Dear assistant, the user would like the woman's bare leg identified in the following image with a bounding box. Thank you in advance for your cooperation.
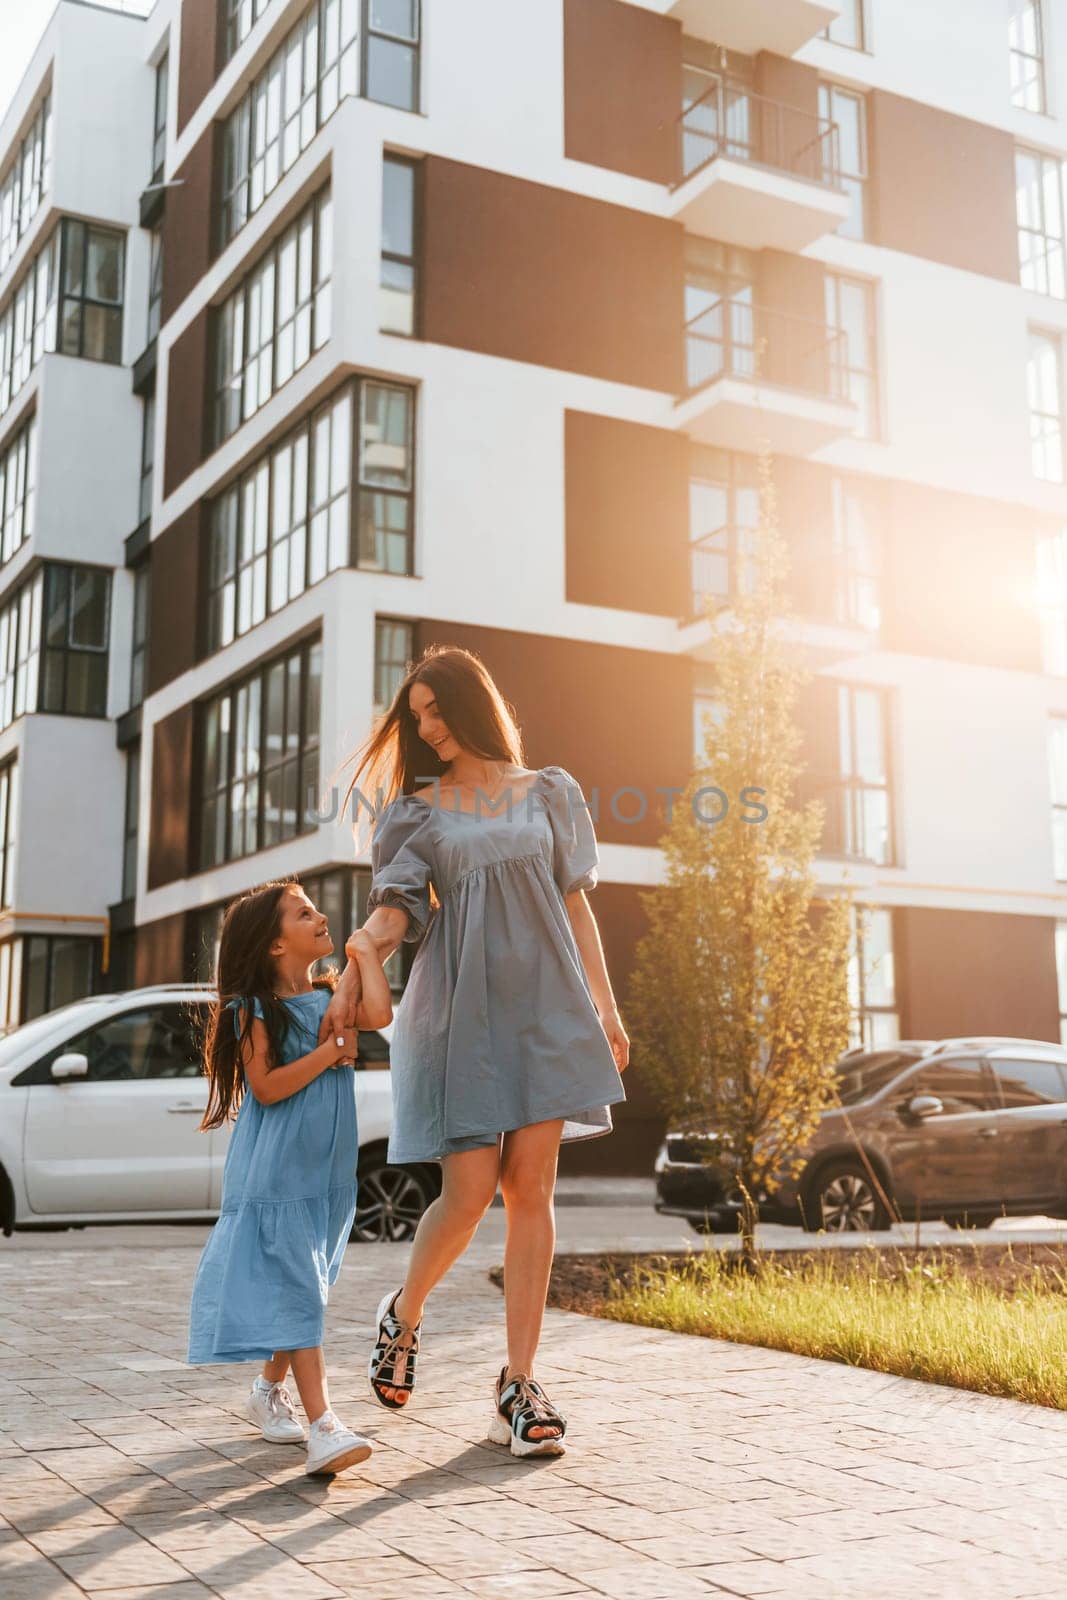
[378,1144,500,1404]
[261,1352,290,1384]
[498,1118,565,1440]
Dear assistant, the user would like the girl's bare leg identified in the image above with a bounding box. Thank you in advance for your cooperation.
[498,1118,565,1440]
[377,1144,500,1404]
[288,1346,330,1425]
[261,1352,290,1384]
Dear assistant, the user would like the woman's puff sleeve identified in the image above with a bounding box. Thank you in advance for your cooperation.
[541,766,599,896]
[365,797,434,942]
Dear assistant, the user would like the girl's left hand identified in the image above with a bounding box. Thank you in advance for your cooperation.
[599,1009,630,1073]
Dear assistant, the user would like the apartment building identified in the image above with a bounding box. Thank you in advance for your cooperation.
[2,0,1067,1168]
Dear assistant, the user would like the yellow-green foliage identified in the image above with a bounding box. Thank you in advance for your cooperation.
[628,451,855,1245]
[605,1251,1067,1410]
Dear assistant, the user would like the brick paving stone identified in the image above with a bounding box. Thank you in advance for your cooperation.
[1,1234,1066,1600]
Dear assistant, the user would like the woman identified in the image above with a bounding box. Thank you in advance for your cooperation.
[319,644,629,1457]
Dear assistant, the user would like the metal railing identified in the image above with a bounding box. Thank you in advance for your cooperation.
[678,74,842,188]
[688,523,758,616]
[684,294,850,400]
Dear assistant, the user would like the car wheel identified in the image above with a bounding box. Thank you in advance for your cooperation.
[807,1159,890,1233]
[352,1155,435,1243]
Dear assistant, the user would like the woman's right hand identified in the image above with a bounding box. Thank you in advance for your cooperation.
[327,1025,360,1068]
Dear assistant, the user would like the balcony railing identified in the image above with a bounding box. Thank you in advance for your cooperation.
[678,74,841,188]
[684,294,850,400]
[689,524,757,617]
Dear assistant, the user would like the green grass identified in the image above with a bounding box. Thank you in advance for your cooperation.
[600,1249,1067,1410]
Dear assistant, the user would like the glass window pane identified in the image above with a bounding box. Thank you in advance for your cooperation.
[366,37,417,111]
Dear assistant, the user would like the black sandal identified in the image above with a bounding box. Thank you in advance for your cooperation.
[368,1287,421,1411]
[487,1366,567,1458]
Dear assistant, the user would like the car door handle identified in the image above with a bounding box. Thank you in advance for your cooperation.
[167,1102,204,1114]
[978,1126,998,1138]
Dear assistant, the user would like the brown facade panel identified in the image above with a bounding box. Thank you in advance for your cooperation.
[147,704,195,891]
[881,482,1045,672]
[146,505,204,695]
[756,249,828,392]
[177,0,220,135]
[565,411,689,617]
[162,123,217,323]
[753,51,819,120]
[895,907,1059,1044]
[134,911,190,987]
[562,0,680,186]
[415,618,694,850]
[421,156,685,393]
[164,309,210,496]
[867,90,1017,281]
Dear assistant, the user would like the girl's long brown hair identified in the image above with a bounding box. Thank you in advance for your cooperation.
[199,877,338,1131]
[336,644,525,853]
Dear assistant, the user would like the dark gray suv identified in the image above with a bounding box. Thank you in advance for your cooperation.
[654,1037,1067,1233]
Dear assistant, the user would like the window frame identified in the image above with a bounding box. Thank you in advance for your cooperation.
[39,563,112,719]
[818,80,867,239]
[825,269,880,441]
[1010,0,1047,114]
[129,559,150,710]
[380,152,420,337]
[56,218,126,367]
[0,92,52,276]
[151,51,169,185]
[121,741,141,902]
[820,0,868,51]
[1016,145,1065,298]
[195,632,323,870]
[848,903,899,1049]
[0,756,18,912]
[0,411,37,568]
[1028,325,1065,482]
[373,615,414,713]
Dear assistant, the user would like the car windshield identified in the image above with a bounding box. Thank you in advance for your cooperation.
[834,1050,918,1106]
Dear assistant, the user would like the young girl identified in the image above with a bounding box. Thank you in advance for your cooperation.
[187,877,392,1477]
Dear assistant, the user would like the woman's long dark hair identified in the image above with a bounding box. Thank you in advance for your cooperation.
[199,878,338,1131]
[335,644,525,851]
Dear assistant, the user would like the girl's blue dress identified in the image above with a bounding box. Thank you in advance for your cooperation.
[187,986,358,1364]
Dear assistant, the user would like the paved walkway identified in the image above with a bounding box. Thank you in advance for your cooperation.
[1,1229,1066,1600]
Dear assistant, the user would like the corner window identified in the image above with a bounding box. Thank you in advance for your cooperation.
[58,220,125,365]
[1010,0,1046,113]
[219,0,420,247]
[40,565,111,717]
[818,83,867,240]
[374,616,413,712]
[1016,148,1065,297]
[380,155,418,335]
[0,413,37,567]
[213,186,331,446]
[0,92,52,274]
[197,634,322,869]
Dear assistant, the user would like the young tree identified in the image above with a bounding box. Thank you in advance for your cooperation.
[629,450,854,1267]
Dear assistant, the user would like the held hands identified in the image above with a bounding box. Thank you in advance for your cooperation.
[328,1025,360,1069]
[319,979,360,1051]
[599,1007,630,1073]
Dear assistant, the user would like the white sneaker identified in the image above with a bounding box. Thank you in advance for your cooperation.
[305,1410,373,1476]
[245,1379,306,1444]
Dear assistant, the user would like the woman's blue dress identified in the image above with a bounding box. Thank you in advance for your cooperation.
[365,765,627,1163]
[187,986,358,1364]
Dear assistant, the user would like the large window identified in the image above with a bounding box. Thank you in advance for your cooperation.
[830,474,882,630]
[799,678,893,864]
[818,83,866,240]
[0,93,52,275]
[1048,718,1067,879]
[1028,328,1064,481]
[848,906,899,1049]
[380,155,417,335]
[151,52,169,185]
[821,0,866,50]
[0,413,37,567]
[220,0,420,247]
[0,229,59,421]
[22,935,101,1022]
[374,616,413,712]
[1016,148,1065,298]
[57,220,125,365]
[0,564,110,731]
[197,634,322,869]
[214,186,332,446]
[0,758,18,911]
[207,378,414,651]
[221,0,273,64]
[687,446,758,616]
[825,271,878,440]
[1010,0,1046,113]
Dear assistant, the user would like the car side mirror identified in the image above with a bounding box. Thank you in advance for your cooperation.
[51,1052,89,1082]
[907,1093,943,1120]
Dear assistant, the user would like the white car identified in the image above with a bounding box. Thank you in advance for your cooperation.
[0,984,439,1242]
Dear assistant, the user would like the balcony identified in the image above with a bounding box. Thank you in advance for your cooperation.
[670,76,851,251]
[636,0,842,54]
[674,295,859,454]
